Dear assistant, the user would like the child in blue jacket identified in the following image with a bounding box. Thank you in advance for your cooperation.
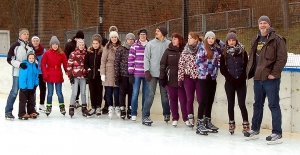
[18,53,39,120]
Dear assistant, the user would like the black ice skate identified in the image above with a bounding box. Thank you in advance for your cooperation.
[81,103,88,117]
[266,133,283,145]
[229,120,235,135]
[244,130,260,141]
[102,106,108,115]
[164,115,170,123]
[204,117,219,133]
[242,121,250,134]
[187,114,195,129]
[5,113,15,120]
[59,104,66,116]
[69,105,75,118]
[127,106,132,119]
[46,104,52,116]
[142,117,153,126]
[196,119,208,135]
[120,106,126,120]
[86,108,96,118]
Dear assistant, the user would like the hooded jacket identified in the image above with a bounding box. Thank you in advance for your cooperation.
[19,60,39,90]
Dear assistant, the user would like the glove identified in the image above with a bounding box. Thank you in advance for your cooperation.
[35,63,38,68]
[69,75,75,84]
[178,81,183,87]
[145,71,152,82]
[101,75,106,82]
[159,78,167,88]
[20,63,27,69]
[129,74,134,84]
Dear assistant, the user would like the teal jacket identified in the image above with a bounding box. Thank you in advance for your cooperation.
[19,60,39,90]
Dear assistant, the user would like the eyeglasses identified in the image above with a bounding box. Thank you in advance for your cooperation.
[128,39,135,41]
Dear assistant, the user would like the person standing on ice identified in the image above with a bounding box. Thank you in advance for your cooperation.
[244,15,287,144]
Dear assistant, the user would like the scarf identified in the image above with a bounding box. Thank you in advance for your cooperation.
[35,44,44,56]
[226,44,243,56]
[140,40,148,47]
[186,41,200,54]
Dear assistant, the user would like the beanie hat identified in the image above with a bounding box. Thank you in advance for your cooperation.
[92,34,103,42]
[76,39,85,47]
[31,36,40,42]
[19,29,29,37]
[126,33,135,40]
[157,26,168,36]
[258,15,271,25]
[204,31,216,40]
[226,28,238,42]
[49,36,60,46]
[109,31,119,39]
[74,30,84,39]
[109,26,118,32]
[138,29,147,35]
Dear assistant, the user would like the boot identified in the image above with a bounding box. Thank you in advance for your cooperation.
[81,103,88,117]
[59,104,66,116]
[69,104,75,117]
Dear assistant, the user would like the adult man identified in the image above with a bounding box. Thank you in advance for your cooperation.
[245,15,287,144]
[142,26,171,125]
[5,28,35,120]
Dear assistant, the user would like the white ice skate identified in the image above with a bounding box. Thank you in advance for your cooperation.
[115,106,121,118]
[172,121,178,127]
[108,106,114,119]
[266,134,283,145]
[244,130,260,141]
[131,116,137,121]
[39,104,46,112]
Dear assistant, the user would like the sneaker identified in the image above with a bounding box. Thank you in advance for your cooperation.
[115,106,121,118]
[131,116,137,121]
[108,106,114,119]
[39,104,46,111]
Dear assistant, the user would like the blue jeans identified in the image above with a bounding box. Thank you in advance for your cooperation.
[70,78,86,105]
[251,78,282,134]
[47,83,64,104]
[105,86,119,107]
[131,76,149,116]
[5,76,19,114]
[142,77,170,118]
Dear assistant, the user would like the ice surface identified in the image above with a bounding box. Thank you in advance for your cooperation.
[0,98,300,155]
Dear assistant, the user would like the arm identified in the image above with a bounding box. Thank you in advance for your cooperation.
[19,67,28,89]
[270,38,287,78]
[159,51,168,79]
[114,48,121,81]
[66,52,75,77]
[178,53,185,81]
[41,52,48,80]
[7,42,21,68]
[220,53,235,82]
[143,42,151,71]
[35,69,39,86]
[195,49,205,70]
[84,53,90,71]
[128,45,136,75]
[100,47,108,75]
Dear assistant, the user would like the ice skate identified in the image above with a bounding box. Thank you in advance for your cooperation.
[18,114,30,120]
[74,100,81,108]
[59,104,66,116]
[131,116,137,121]
[115,106,121,118]
[69,105,75,118]
[266,133,283,145]
[142,117,153,126]
[39,104,46,112]
[172,120,178,127]
[242,121,250,134]
[164,115,170,123]
[86,108,96,118]
[244,130,260,141]
[127,106,132,119]
[95,107,101,117]
[229,120,235,135]
[108,106,114,119]
[196,119,208,135]
[5,113,15,120]
[120,106,126,120]
[187,114,195,128]
[185,120,191,127]
[204,117,219,133]
[102,106,108,115]
[45,104,52,116]
[81,103,89,117]
[29,113,38,119]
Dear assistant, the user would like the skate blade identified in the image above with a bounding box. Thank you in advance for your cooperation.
[5,118,14,120]
[87,115,95,118]
[39,110,46,113]
[196,131,208,135]
[142,122,152,126]
[208,129,218,133]
[245,135,259,141]
[266,139,283,145]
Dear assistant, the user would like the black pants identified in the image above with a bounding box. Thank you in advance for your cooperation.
[88,77,103,108]
[225,80,248,121]
[197,79,217,119]
[19,90,35,117]
[38,74,46,105]
[119,76,133,108]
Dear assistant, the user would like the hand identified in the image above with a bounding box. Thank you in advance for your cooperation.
[159,78,167,88]
[88,68,91,71]
[178,81,183,87]
[69,75,75,84]
[101,75,106,82]
[268,74,275,79]
[129,74,134,84]
[145,71,152,82]
[20,63,27,69]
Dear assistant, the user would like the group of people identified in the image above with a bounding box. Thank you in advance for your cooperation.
[4,15,287,144]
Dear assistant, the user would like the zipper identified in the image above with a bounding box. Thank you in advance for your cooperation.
[93,51,96,79]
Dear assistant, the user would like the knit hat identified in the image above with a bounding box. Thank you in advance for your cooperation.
[157,26,168,36]
[204,31,216,40]
[126,33,135,40]
[109,31,119,38]
[258,15,271,25]
[226,28,238,42]
[74,30,84,39]
[109,26,118,32]
[31,36,40,42]
[49,36,60,46]
[76,39,85,47]
[92,34,103,42]
[138,29,147,35]
[19,29,29,37]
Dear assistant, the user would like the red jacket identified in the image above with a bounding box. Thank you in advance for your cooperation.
[41,48,68,83]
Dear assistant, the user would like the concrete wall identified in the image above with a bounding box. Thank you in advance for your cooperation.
[0,57,299,134]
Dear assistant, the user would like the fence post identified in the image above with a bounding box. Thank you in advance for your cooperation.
[166,20,170,39]
[202,14,206,33]
[226,11,228,30]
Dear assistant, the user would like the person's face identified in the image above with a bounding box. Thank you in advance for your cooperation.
[28,55,35,63]
[139,33,147,42]
[127,38,135,45]
[78,43,85,50]
[51,44,59,50]
[188,35,197,45]
[207,36,215,45]
[227,39,237,47]
[92,40,100,49]
[155,29,163,39]
[259,21,270,35]
[32,38,40,47]
[172,37,179,47]
[111,36,118,43]
[20,32,29,41]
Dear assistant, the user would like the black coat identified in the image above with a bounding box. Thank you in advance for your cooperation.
[84,48,102,79]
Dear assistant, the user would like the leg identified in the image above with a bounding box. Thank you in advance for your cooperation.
[18,90,27,117]
[225,80,236,121]
[70,79,79,105]
[184,78,196,115]
[251,80,266,132]
[141,77,149,111]
[119,76,127,107]
[131,76,141,116]
[79,78,86,104]
[55,83,64,104]
[204,80,217,118]
[159,79,170,116]
[76,83,80,101]
[113,87,120,107]
[167,85,179,121]
[178,85,188,122]
[46,83,54,104]
[236,81,248,122]
[142,77,158,118]
[96,79,103,108]
[197,79,210,119]
[127,78,133,108]
[5,76,19,114]
[89,78,97,108]
[38,74,46,105]
[27,90,36,114]
[105,86,113,106]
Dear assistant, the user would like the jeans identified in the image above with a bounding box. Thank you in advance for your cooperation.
[105,86,119,107]
[5,76,19,114]
[131,76,149,116]
[142,77,170,118]
[47,83,64,104]
[70,78,86,105]
[251,78,282,134]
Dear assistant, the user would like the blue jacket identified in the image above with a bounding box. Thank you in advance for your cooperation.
[19,60,39,90]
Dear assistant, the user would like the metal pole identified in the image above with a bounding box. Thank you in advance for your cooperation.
[182,0,189,41]
[99,0,104,36]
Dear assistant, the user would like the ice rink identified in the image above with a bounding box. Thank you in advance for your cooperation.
[1,98,300,155]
